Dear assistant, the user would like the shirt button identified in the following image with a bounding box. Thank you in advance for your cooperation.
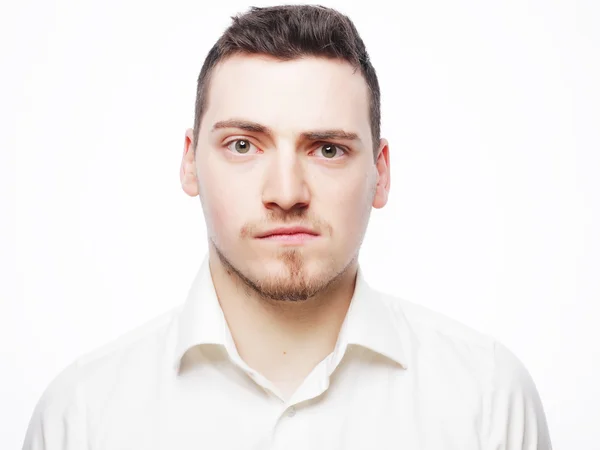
[287,406,296,417]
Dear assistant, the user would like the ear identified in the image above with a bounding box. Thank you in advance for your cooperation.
[181,128,199,197]
[372,138,390,209]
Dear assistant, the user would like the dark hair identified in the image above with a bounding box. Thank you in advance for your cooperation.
[192,4,381,159]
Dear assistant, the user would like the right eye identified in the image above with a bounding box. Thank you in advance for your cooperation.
[224,139,259,155]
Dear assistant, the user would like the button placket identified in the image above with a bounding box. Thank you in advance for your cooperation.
[287,406,296,417]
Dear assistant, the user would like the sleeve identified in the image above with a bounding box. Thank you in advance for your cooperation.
[22,362,88,450]
[483,341,553,450]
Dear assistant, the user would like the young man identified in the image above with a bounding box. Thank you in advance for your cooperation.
[23,5,552,449]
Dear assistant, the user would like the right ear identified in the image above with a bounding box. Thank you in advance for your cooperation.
[180,128,199,197]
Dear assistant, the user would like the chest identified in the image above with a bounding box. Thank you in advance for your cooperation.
[91,359,484,450]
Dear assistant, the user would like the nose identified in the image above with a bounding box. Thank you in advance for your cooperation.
[261,149,311,213]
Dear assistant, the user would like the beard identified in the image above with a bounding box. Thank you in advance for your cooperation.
[210,237,354,303]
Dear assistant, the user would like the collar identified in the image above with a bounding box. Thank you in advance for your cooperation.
[173,254,407,370]
[173,255,226,369]
[334,263,407,368]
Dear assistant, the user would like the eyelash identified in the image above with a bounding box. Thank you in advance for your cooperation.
[223,139,347,158]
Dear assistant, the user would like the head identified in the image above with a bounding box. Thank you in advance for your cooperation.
[180,4,390,302]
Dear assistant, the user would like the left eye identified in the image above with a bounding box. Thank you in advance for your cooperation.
[316,143,345,159]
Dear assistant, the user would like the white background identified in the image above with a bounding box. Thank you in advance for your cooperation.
[2,0,598,448]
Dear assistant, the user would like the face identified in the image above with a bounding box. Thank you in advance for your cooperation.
[181,54,390,302]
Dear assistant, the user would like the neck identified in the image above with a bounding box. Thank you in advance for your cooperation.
[207,247,358,388]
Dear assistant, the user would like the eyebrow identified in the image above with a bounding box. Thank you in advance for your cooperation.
[211,119,361,143]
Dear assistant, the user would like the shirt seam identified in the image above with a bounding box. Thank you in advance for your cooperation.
[481,339,496,449]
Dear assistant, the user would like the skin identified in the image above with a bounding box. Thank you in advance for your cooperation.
[180,53,390,399]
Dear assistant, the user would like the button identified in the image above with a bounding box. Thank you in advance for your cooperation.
[287,406,296,417]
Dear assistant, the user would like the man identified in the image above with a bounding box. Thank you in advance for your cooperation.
[23,4,552,449]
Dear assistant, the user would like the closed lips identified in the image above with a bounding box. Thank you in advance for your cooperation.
[257,227,318,237]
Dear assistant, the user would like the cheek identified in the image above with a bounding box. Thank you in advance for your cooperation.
[199,165,247,240]
[207,201,235,236]
[330,173,374,237]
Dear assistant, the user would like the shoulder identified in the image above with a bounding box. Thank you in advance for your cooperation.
[75,306,181,373]
[484,341,552,447]
[378,291,552,448]
[379,290,541,384]
[379,291,496,362]
[23,307,180,449]
[381,292,541,385]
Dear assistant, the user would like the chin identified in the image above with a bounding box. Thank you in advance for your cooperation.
[212,237,355,301]
[241,256,328,301]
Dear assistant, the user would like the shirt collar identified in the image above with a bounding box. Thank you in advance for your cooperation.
[173,255,226,369]
[339,264,407,368]
[174,254,407,370]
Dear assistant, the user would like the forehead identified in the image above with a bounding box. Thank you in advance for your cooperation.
[202,54,371,141]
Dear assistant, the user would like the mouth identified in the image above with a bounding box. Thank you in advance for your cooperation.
[255,226,320,245]
[257,232,319,244]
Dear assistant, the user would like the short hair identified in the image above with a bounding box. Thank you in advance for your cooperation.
[192,4,381,159]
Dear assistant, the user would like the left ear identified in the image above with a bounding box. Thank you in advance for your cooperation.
[372,138,390,209]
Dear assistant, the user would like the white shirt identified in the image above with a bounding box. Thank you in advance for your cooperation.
[23,255,552,449]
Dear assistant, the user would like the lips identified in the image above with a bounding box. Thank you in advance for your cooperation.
[256,226,319,238]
